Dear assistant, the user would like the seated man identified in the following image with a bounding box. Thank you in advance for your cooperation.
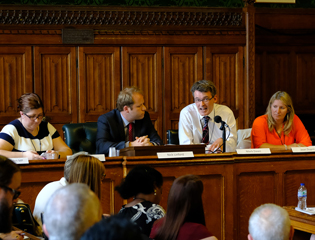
[43,183,102,240]
[178,80,237,152]
[248,203,293,240]
[96,86,163,155]
[0,156,23,240]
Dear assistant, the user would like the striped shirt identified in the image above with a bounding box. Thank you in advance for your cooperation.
[0,119,60,154]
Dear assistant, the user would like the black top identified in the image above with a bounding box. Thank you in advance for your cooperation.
[118,201,165,237]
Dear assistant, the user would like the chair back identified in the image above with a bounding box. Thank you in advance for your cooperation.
[236,128,252,149]
[62,122,98,154]
[166,129,179,145]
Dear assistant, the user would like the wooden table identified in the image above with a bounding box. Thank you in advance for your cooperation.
[284,206,315,234]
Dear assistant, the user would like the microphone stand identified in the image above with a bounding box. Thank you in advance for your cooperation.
[220,122,226,153]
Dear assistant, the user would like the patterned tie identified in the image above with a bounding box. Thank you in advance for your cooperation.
[202,116,210,144]
[128,123,134,142]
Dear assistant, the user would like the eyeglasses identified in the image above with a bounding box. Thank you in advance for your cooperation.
[24,113,44,121]
[194,96,214,103]
[0,184,21,199]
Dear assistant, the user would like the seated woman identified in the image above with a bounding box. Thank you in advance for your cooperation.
[150,174,218,240]
[251,91,312,150]
[115,165,165,237]
[0,93,72,160]
[33,153,106,226]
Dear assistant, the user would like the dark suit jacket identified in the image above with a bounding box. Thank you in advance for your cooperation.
[96,109,163,155]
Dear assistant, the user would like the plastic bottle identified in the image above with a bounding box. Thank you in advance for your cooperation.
[297,183,307,210]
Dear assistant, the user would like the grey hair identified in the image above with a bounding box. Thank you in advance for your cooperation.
[64,152,88,181]
[43,183,101,240]
[190,80,217,98]
[248,203,291,240]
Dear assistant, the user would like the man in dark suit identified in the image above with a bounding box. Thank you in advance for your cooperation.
[96,86,163,155]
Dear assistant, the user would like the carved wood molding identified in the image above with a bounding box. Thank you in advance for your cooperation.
[0,7,244,30]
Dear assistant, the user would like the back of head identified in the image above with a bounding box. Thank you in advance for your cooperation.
[115,165,163,199]
[68,155,105,199]
[248,203,291,240]
[80,214,145,240]
[190,80,217,97]
[155,174,205,240]
[43,183,102,240]
[64,152,88,182]
[17,93,44,113]
[116,86,143,111]
[0,156,20,186]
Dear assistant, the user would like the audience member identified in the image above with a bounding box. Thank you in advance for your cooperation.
[150,174,217,240]
[80,214,149,240]
[0,156,23,240]
[43,183,102,240]
[251,91,312,149]
[0,93,72,160]
[96,86,163,155]
[178,80,237,152]
[33,153,105,225]
[115,165,165,237]
[248,203,293,240]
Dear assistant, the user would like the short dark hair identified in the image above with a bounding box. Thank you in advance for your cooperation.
[190,80,216,98]
[17,93,44,114]
[0,155,20,186]
[80,215,145,240]
[116,87,143,112]
[115,165,163,199]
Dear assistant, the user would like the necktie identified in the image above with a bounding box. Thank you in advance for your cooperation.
[202,116,210,144]
[128,123,134,142]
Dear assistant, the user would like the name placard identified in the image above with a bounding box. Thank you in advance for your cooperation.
[10,158,29,164]
[291,146,315,153]
[157,151,194,159]
[90,154,106,162]
[236,148,271,154]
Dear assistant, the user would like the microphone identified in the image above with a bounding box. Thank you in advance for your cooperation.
[214,115,227,127]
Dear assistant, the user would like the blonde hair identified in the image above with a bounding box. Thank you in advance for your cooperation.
[265,91,294,135]
[68,155,105,199]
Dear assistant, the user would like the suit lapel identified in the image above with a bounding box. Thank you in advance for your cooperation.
[115,109,126,140]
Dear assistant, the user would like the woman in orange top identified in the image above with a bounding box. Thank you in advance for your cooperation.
[251,91,312,150]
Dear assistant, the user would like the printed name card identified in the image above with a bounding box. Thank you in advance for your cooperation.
[90,154,106,162]
[10,158,29,164]
[236,148,271,154]
[291,146,315,153]
[157,151,194,159]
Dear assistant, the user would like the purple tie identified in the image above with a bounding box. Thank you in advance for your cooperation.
[202,116,210,144]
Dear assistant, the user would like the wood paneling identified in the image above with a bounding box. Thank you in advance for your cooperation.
[0,46,32,124]
[78,47,121,122]
[255,47,315,117]
[122,47,163,138]
[164,47,203,132]
[34,46,77,135]
[205,46,244,128]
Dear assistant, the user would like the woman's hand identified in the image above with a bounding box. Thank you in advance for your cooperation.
[23,150,45,160]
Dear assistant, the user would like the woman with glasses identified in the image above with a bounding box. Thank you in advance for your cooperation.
[0,93,72,160]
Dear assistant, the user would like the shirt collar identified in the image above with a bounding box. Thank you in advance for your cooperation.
[195,103,216,121]
[120,113,134,127]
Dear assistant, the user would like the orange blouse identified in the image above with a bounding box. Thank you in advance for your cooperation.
[251,114,312,148]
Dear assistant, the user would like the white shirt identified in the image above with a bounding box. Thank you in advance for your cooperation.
[178,103,237,152]
[33,177,68,226]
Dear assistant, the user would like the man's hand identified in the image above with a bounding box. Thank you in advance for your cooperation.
[0,231,24,240]
[209,138,223,153]
[130,136,153,146]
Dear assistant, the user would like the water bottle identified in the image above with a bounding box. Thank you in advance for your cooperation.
[297,183,307,210]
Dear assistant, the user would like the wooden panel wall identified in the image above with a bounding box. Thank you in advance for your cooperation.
[78,47,121,123]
